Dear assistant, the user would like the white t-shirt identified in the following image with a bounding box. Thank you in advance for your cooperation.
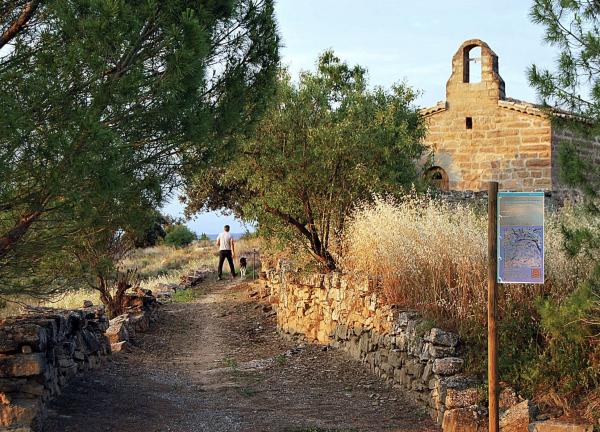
[217,232,233,251]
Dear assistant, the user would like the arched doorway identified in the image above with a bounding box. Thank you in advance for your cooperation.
[425,166,449,191]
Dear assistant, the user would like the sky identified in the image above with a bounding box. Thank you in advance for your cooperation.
[164,0,558,235]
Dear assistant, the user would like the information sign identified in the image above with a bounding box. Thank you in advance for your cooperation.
[497,192,544,284]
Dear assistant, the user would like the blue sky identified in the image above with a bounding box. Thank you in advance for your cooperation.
[164,0,557,234]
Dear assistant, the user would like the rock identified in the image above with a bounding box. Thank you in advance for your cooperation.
[428,328,459,347]
[445,387,480,409]
[105,316,129,344]
[499,386,520,410]
[442,407,487,432]
[0,397,42,428]
[499,400,536,432]
[428,344,457,358]
[82,300,94,308]
[129,313,150,333]
[433,357,464,376]
[0,354,45,378]
[20,346,32,355]
[393,312,420,332]
[528,420,593,432]
[0,324,47,354]
[110,341,129,353]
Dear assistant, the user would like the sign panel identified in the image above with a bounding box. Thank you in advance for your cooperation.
[497,192,544,284]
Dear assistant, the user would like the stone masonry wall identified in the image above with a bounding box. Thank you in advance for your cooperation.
[0,306,110,431]
[422,40,554,192]
[0,290,160,432]
[255,265,486,427]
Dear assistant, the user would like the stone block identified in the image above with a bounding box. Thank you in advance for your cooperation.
[445,387,480,409]
[0,354,45,378]
[442,407,487,432]
[527,421,593,432]
[499,400,536,432]
[433,357,464,376]
[428,328,459,347]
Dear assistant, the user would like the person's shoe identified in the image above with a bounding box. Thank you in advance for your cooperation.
[217,275,223,281]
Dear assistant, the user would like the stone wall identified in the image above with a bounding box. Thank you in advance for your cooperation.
[0,306,110,431]
[255,265,488,427]
[256,264,600,430]
[0,290,160,431]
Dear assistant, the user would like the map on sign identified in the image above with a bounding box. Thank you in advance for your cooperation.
[497,192,544,284]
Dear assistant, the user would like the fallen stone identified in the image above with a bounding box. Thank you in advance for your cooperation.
[500,400,536,432]
[82,300,94,308]
[433,357,464,376]
[110,341,129,353]
[499,386,520,410]
[528,420,593,432]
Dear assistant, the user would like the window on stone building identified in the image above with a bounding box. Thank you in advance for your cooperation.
[466,117,473,129]
[425,166,449,191]
[463,46,482,83]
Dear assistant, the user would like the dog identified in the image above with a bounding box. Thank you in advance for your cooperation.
[239,257,247,278]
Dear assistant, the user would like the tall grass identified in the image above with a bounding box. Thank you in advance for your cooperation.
[343,195,594,329]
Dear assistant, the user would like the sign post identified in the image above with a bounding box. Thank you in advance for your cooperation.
[488,181,499,432]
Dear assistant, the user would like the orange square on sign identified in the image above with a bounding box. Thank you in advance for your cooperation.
[531,268,541,278]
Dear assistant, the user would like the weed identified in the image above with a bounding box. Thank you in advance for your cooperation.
[222,356,238,370]
[274,354,288,365]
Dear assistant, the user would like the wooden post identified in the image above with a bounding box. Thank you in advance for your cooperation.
[488,181,499,432]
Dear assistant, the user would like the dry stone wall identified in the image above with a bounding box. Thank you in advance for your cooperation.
[0,306,110,431]
[256,264,596,431]
[0,290,160,432]
[255,265,487,427]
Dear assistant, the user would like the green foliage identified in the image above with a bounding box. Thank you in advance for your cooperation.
[528,0,600,410]
[0,0,279,298]
[199,233,210,241]
[164,225,197,247]
[222,356,238,370]
[172,288,202,303]
[185,51,427,269]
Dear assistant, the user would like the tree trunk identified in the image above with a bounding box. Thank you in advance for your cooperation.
[0,210,42,259]
[0,1,41,49]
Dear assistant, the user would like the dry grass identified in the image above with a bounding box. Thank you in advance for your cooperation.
[343,195,595,328]
[0,237,263,317]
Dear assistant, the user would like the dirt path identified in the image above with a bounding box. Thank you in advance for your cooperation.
[44,278,438,432]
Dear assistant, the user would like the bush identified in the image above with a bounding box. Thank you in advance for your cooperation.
[164,224,197,247]
[343,194,598,408]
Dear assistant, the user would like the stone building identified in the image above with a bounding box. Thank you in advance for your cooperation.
[420,39,600,192]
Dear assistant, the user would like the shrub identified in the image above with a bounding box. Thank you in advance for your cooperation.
[164,225,197,247]
[343,194,598,408]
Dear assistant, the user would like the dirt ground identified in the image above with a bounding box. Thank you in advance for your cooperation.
[44,278,439,432]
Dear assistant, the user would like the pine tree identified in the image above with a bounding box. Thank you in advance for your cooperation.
[528,0,599,343]
[0,0,279,297]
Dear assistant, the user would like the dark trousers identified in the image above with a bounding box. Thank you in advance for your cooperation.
[218,250,235,278]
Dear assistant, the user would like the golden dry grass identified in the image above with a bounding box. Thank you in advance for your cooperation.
[343,195,595,328]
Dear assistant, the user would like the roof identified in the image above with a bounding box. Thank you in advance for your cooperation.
[419,97,580,121]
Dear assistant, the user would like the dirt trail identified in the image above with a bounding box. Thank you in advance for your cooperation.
[45,278,438,432]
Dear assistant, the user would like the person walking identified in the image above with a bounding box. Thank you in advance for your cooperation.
[216,225,236,280]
